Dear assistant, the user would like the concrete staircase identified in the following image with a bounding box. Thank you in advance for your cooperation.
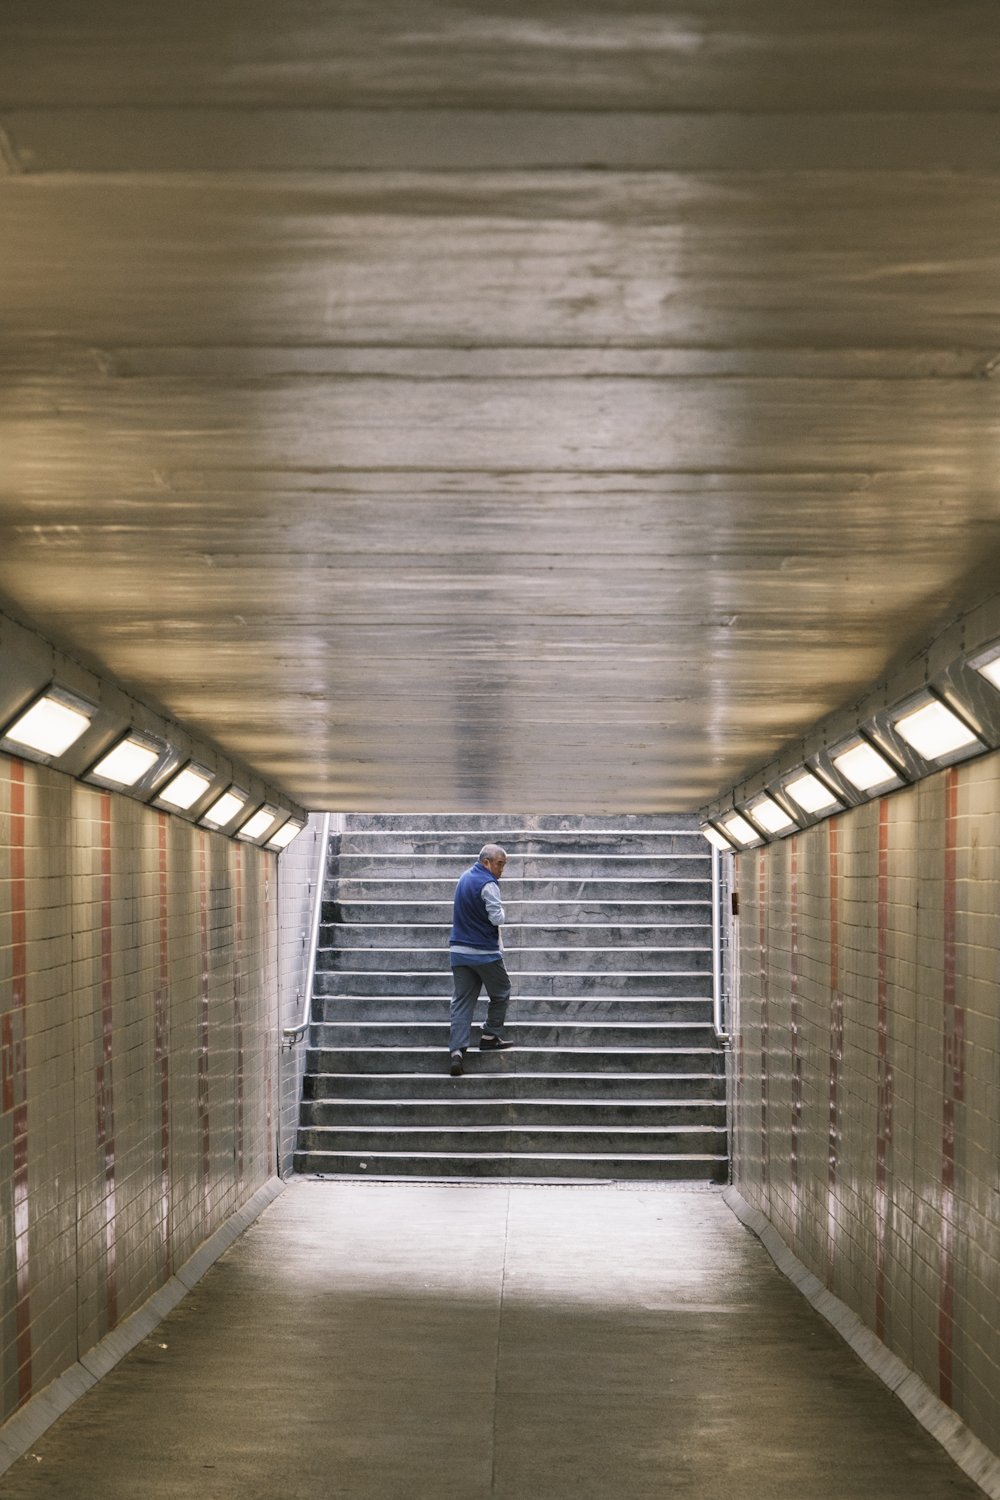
[294,815,728,1180]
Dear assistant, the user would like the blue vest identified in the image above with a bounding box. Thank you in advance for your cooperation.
[450,862,499,949]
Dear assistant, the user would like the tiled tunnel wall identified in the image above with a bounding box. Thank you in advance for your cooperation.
[0,750,303,1425]
[733,748,1000,1457]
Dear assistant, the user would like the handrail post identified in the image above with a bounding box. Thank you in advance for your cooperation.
[283,812,332,1043]
[711,843,730,1044]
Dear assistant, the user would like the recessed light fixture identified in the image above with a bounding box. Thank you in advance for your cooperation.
[200,788,247,829]
[91,736,161,787]
[268,820,304,849]
[748,796,797,835]
[970,645,1000,693]
[237,806,278,842]
[721,813,758,847]
[784,772,840,816]
[893,699,978,762]
[832,741,899,793]
[701,825,734,852]
[3,688,95,758]
[158,763,213,811]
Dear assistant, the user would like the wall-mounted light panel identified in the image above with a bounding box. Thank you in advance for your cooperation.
[932,644,1000,750]
[267,819,304,850]
[200,786,247,830]
[1,685,98,764]
[719,812,764,849]
[156,761,215,814]
[891,691,983,769]
[781,769,841,822]
[971,641,1000,693]
[745,793,798,837]
[829,735,904,797]
[237,804,279,842]
[87,731,174,793]
[701,824,735,852]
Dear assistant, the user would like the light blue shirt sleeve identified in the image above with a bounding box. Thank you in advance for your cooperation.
[481,881,505,927]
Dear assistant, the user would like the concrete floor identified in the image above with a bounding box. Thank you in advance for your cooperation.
[0,1180,986,1500]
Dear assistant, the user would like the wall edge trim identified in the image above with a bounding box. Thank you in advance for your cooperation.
[0,1176,286,1476]
[722,1186,1000,1499]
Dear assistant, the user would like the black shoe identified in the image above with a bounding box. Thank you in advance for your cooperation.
[449,1050,464,1076]
[480,1034,514,1051]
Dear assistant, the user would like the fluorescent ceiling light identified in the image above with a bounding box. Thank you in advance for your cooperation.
[5,696,91,757]
[92,737,160,786]
[159,765,212,810]
[721,813,758,846]
[239,807,278,841]
[833,742,897,792]
[268,820,303,849]
[976,656,1000,692]
[785,772,838,815]
[201,790,246,828]
[894,700,977,761]
[750,797,797,834]
[701,826,733,852]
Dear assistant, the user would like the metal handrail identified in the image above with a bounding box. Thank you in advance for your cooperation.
[711,844,731,1044]
[283,812,331,1043]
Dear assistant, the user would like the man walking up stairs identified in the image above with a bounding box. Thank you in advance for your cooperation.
[294,814,728,1181]
[448,842,515,1075]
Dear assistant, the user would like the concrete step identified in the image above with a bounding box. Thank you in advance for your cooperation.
[313,996,713,1022]
[326,900,711,925]
[311,1021,715,1049]
[300,1099,725,1128]
[318,945,711,973]
[315,971,713,998]
[296,1123,727,1155]
[303,1072,725,1101]
[339,813,700,835]
[324,922,711,949]
[332,854,710,880]
[293,1151,728,1181]
[306,1046,723,1076]
[339,831,705,857]
[326,878,709,904]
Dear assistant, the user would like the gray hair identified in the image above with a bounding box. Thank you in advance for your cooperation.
[480,843,507,861]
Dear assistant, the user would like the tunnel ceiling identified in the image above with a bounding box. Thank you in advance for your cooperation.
[2,2,1000,812]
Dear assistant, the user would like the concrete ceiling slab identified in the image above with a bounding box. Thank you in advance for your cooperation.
[2,5,1000,810]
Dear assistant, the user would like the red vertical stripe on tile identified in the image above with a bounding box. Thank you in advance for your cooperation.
[939,768,963,1406]
[96,793,117,1331]
[790,837,801,1226]
[759,849,768,1199]
[9,760,32,1405]
[234,842,244,1188]
[198,832,211,1234]
[827,817,842,1292]
[875,797,892,1342]
[155,814,171,1279]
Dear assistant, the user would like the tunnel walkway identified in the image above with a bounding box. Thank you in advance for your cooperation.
[0,1180,986,1500]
